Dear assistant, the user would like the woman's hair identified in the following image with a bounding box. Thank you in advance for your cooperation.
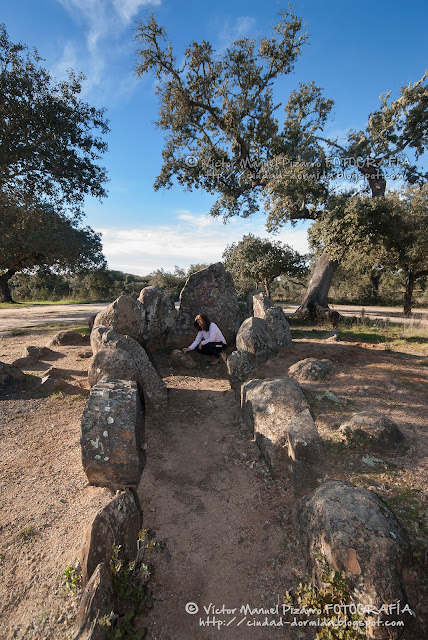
[194,313,211,332]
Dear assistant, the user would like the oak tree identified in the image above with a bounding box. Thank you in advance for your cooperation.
[135,14,428,317]
[0,194,105,302]
[223,233,306,298]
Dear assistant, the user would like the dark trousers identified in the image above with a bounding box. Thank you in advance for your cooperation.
[198,342,226,358]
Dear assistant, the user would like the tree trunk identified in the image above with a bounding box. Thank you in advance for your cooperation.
[370,268,382,299]
[264,278,271,298]
[403,272,414,316]
[0,271,16,303]
[296,250,338,317]
[296,161,385,319]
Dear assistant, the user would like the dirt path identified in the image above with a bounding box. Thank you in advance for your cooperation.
[284,304,428,325]
[1,302,427,335]
[0,303,108,333]
[138,365,301,640]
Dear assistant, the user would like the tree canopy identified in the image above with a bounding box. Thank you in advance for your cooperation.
[135,13,428,316]
[135,11,333,228]
[0,24,109,213]
[0,194,105,302]
[309,184,428,314]
[222,234,306,297]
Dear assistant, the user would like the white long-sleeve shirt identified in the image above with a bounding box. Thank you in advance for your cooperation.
[188,322,227,350]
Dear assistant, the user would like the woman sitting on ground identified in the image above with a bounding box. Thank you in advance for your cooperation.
[183,313,227,365]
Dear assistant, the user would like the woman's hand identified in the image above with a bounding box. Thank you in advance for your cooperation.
[198,343,202,349]
[183,347,190,353]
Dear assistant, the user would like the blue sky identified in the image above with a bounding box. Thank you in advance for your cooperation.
[2,0,427,275]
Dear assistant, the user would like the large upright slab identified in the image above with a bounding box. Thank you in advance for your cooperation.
[241,376,323,494]
[236,316,278,363]
[138,285,177,350]
[81,378,145,489]
[252,292,292,348]
[93,295,146,345]
[175,262,240,348]
[90,326,168,410]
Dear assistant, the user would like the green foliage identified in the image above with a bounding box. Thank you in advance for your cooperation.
[285,555,366,640]
[0,24,109,208]
[0,195,106,302]
[383,488,428,566]
[223,233,307,297]
[102,530,161,640]
[310,184,428,313]
[0,197,105,274]
[62,564,82,595]
[18,525,35,540]
[149,266,187,300]
[135,11,333,227]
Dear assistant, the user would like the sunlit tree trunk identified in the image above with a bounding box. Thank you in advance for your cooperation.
[296,250,338,316]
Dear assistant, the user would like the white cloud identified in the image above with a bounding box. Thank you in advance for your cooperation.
[218,15,257,46]
[97,212,310,275]
[112,0,161,23]
[53,0,160,100]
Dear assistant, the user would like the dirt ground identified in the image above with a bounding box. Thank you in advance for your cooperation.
[0,327,427,640]
[0,303,108,334]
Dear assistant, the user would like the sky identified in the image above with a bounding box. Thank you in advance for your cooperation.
[2,0,427,275]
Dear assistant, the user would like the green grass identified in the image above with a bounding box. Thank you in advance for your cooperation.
[289,315,428,353]
[18,525,35,540]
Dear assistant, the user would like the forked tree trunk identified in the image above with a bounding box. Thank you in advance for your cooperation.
[296,250,338,317]
[0,271,16,303]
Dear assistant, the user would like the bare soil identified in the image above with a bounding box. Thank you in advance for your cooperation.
[0,303,108,334]
[0,328,427,640]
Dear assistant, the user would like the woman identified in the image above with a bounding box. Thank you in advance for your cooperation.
[183,313,227,365]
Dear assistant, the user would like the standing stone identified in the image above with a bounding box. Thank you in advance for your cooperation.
[247,289,264,316]
[264,306,293,347]
[81,378,145,489]
[252,292,292,348]
[287,409,324,496]
[93,295,146,345]
[80,490,142,585]
[295,481,412,638]
[138,285,177,350]
[226,350,256,398]
[241,377,322,493]
[90,327,167,410]
[236,317,278,363]
[74,562,117,639]
[252,291,274,318]
[175,263,240,348]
